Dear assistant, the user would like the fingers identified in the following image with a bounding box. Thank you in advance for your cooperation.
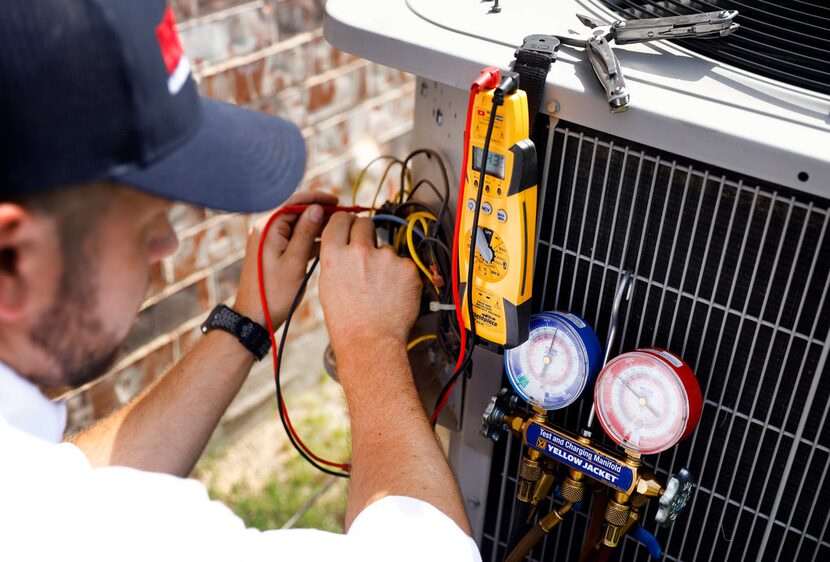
[270,190,339,231]
[321,212,355,248]
[349,217,377,247]
[283,190,338,208]
[283,204,325,262]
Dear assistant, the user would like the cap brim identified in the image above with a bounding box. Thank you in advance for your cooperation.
[116,98,306,213]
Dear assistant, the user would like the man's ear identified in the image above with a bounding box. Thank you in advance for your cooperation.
[0,204,31,322]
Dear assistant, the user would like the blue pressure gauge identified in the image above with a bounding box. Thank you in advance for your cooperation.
[505,312,603,411]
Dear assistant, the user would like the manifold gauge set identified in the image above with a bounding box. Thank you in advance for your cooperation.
[483,300,703,560]
[502,313,702,456]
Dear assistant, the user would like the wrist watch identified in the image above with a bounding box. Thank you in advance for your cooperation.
[201,304,271,360]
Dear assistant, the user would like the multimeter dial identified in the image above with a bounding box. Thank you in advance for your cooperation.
[464,228,509,282]
[594,349,702,455]
[505,312,603,410]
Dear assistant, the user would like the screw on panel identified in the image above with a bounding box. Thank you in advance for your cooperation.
[466,496,481,509]
[613,20,625,28]
[719,11,730,18]
[546,100,560,114]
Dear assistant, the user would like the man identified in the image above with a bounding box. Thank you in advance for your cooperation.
[0,1,479,560]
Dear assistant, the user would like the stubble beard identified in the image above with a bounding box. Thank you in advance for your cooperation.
[25,230,123,388]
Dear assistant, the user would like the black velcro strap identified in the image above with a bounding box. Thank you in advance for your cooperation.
[513,35,560,132]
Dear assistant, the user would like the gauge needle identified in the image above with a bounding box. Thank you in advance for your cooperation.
[541,328,559,376]
[621,376,661,419]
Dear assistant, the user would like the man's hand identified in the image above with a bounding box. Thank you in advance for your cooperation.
[318,213,422,368]
[234,190,338,328]
[317,212,472,536]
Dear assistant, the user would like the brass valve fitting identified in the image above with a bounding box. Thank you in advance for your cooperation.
[530,470,556,508]
[560,474,586,503]
[602,498,631,547]
[603,522,625,547]
[604,498,630,526]
[517,455,542,503]
[539,502,573,533]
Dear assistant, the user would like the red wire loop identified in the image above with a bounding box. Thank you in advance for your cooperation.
[257,204,369,472]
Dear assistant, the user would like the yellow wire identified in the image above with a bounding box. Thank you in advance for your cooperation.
[391,169,414,203]
[393,225,407,252]
[406,211,438,291]
[351,156,403,206]
[406,334,438,351]
[370,160,407,214]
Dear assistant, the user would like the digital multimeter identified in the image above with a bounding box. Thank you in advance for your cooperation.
[459,85,538,349]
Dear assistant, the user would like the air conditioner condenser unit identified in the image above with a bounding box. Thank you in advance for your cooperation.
[324,2,830,561]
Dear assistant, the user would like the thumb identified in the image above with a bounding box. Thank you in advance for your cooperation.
[284,204,325,262]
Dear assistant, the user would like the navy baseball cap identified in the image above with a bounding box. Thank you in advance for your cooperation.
[0,0,306,212]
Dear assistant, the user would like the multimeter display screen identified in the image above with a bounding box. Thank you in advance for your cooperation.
[472,147,505,179]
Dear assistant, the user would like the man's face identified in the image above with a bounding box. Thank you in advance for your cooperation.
[28,186,179,387]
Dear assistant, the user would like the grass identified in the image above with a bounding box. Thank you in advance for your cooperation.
[205,374,351,533]
[223,457,348,532]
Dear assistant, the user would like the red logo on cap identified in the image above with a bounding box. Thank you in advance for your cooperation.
[156,6,190,95]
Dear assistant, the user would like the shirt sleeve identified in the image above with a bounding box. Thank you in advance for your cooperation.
[2,434,480,562]
[248,496,481,562]
[341,496,482,562]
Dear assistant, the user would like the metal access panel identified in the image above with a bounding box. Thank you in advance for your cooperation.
[479,118,830,562]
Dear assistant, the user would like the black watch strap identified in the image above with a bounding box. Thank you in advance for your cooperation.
[201,304,271,361]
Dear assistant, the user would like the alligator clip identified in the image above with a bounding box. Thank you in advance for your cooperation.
[568,10,740,112]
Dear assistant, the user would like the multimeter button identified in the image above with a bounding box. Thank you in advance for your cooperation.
[482,202,492,215]
[497,209,507,222]
[467,199,476,211]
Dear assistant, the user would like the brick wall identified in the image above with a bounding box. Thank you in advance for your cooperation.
[61,0,415,437]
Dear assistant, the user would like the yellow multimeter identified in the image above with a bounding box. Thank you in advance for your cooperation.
[459,82,537,350]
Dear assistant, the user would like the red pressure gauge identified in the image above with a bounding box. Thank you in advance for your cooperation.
[594,349,702,455]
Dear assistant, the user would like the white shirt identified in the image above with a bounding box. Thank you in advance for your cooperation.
[0,364,481,561]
